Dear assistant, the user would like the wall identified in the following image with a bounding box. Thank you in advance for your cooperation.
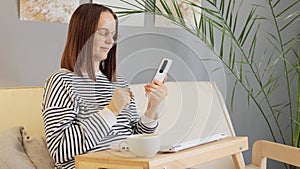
[0,0,226,89]
[221,1,300,168]
[0,0,64,87]
[0,0,299,168]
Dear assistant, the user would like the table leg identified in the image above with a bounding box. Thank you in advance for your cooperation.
[232,153,245,169]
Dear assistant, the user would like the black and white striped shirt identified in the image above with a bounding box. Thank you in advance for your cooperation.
[42,69,158,169]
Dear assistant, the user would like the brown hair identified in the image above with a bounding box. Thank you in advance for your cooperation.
[61,3,118,82]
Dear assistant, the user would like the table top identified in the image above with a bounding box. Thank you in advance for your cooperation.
[76,136,248,169]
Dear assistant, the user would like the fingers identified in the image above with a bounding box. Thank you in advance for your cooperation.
[110,87,133,115]
[154,78,168,92]
[145,85,166,96]
[145,80,168,96]
[144,82,168,106]
[148,88,165,99]
[162,76,168,83]
[116,88,132,103]
[153,78,163,85]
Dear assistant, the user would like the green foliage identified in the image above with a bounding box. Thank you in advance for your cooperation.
[114,0,300,161]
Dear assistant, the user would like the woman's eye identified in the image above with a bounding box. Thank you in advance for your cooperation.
[98,31,107,36]
[96,28,116,40]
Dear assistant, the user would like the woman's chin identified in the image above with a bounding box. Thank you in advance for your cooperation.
[94,53,108,61]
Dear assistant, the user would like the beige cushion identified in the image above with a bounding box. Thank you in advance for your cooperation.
[0,87,45,136]
[0,126,35,169]
[22,129,55,169]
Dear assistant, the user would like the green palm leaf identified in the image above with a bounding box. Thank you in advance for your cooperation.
[117,0,300,158]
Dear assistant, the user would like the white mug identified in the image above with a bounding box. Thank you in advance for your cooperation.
[120,134,161,157]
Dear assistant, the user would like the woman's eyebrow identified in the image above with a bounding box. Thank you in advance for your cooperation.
[97,27,115,32]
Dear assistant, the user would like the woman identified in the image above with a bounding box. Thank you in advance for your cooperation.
[42,3,167,169]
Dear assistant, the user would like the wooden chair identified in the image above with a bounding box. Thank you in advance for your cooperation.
[246,140,300,169]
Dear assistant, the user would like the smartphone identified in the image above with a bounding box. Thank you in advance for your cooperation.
[152,58,173,83]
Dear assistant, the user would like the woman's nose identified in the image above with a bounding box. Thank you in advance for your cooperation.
[105,35,114,44]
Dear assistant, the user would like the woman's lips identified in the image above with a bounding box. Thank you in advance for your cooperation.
[100,47,110,52]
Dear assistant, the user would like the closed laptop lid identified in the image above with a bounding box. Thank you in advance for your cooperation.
[153,82,234,151]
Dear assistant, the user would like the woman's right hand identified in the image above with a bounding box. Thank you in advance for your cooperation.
[107,88,132,116]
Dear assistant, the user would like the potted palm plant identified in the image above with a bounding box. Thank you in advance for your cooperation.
[112,0,299,168]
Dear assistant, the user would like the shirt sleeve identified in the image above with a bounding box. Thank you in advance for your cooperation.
[141,115,159,128]
[42,73,115,164]
[99,107,117,126]
[122,79,158,134]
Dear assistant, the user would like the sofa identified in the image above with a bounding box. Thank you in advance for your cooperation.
[0,87,54,169]
[0,81,238,169]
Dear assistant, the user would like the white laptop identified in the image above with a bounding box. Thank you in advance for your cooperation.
[158,106,229,153]
[130,81,235,153]
[159,133,227,152]
[152,82,233,153]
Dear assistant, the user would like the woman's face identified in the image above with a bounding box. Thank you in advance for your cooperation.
[93,11,116,62]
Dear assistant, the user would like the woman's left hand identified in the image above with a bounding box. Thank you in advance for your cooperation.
[144,77,168,119]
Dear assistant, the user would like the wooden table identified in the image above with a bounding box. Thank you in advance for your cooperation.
[75,137,248,169]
